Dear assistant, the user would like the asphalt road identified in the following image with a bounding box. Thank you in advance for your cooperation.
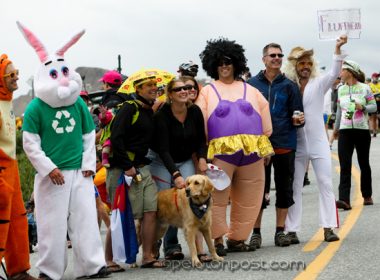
[3,134,379,280]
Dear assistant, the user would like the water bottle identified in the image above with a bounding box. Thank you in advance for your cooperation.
[345,100,355,120]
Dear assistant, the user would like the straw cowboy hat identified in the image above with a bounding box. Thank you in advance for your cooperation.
[287,47,314,63]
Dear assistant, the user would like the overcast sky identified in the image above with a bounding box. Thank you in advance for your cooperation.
[3,0,380,98]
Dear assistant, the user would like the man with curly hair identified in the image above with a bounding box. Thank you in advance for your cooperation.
[196,38,274,256]
[282,36,348,243]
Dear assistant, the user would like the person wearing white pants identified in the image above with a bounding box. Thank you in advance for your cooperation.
[18,21,108,279]
[33,170,106,279]
[282,35,348,243]
[23,123,107,279]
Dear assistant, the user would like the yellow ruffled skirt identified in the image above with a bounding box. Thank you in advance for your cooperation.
[208,134,274,160]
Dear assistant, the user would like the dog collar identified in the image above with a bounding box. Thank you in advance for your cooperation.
[189,195,211,219]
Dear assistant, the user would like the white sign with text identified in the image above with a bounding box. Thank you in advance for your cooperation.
[318,9,361,40]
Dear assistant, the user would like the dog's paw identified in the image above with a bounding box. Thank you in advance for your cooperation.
[192,258,203,268]
[212,255,224,262]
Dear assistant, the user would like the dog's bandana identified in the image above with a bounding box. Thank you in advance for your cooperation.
[189,195,211,219]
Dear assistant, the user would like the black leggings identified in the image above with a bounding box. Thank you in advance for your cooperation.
[338,129,372,202]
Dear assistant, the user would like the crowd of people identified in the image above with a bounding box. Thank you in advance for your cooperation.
[1,30,379,279]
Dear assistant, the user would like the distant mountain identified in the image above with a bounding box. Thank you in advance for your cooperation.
[76,66,127,93]
[13,90,33,117]
[76,66,109,93]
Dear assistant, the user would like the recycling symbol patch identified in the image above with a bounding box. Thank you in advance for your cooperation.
[52,110,76,134]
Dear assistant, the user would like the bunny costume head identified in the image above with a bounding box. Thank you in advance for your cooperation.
[17,21,85,108]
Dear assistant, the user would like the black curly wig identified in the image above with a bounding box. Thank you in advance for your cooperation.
[199,37,248,80]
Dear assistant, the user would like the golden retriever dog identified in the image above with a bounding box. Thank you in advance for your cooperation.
[156,174,224,267]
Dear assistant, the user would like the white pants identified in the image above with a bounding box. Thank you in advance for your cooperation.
[285,129,338,232]
[34,170,106,279]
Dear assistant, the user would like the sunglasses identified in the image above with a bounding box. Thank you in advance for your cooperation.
[266,53,284,58]
[185,85,197,90]
[297,61,313,67]
[171,85,193,92]
[3,70,19,79]
[218,57,233,66]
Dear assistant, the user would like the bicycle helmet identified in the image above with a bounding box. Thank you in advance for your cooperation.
[178,61,199,77]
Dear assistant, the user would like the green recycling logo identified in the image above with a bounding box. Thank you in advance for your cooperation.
[52,110,76,134]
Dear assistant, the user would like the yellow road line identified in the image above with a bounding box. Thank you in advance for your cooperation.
[295,153,363,280]
[302,229,323,252]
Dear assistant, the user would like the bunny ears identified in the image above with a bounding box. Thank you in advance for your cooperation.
[16,21,85,63]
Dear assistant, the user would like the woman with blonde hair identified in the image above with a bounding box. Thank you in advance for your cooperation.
[149,77,209,261]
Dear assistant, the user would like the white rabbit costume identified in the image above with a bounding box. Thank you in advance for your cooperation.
[18,22,106,279]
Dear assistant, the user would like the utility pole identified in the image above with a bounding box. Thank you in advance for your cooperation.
[81,75,87,91]
[117,54,122,74]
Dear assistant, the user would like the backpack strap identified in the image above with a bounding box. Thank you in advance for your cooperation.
[99,100,140,145]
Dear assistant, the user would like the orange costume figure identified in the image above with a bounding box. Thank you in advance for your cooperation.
[0,54,37,280]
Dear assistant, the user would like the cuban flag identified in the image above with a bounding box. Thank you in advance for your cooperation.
[111,173,138,263]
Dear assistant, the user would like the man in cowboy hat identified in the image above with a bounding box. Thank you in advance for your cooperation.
[282,35,348,243]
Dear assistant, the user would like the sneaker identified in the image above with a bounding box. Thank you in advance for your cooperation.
[363,197,374,206]
[248,233,262,250]
[9,272,39,280]
[274,231,290,247]
[226,239,249,252]
[324,228,339,242]
[215,243,227,256]
[287,232,300,244]
[336,200,352,210]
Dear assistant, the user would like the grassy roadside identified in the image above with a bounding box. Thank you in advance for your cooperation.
[16,130,35,202]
